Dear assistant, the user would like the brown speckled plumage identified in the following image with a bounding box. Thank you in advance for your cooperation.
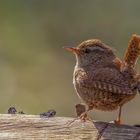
[74,67,136,111]
[65,34,140,123]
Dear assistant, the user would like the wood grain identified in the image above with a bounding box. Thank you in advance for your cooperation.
[0,114,139,140]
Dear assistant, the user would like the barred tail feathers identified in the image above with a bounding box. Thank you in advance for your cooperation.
[123,34,140,66]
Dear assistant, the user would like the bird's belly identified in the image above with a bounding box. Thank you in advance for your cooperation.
[75,86,136,111]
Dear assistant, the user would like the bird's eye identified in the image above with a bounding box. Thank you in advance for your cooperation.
[84,48,91,53]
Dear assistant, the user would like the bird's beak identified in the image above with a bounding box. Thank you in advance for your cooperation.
[63,47,80,55]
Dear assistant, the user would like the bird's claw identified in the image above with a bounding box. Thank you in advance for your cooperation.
[114,119,121,124]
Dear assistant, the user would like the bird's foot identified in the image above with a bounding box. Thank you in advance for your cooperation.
[67,112,87,127]
[67,103,93,127]
[79,112,93,124]
[114,119,121,124]
[67,113,92,127]
[79,112,89,122]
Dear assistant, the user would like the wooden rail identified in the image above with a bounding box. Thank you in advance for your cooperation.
[0,114,139,140]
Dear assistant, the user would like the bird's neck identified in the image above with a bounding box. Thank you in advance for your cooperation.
[75,60,118,71]
[75,62,100,71]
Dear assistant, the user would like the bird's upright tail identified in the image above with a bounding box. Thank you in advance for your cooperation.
[123,34,140,67]
[121,34,140,79]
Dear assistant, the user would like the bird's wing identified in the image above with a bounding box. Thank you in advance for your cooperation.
[74,67,134,95]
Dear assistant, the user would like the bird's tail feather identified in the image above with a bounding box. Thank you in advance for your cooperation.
[123,34,140,67]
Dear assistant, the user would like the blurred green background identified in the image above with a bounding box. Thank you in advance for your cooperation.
[0,0,140,124]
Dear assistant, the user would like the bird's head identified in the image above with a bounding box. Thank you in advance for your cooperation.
[64,39,116,67]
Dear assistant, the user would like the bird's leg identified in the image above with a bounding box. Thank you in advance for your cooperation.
[67,103,92,126]
[67,103,86,126]
[114,106,122,124]
[79,104,93,121]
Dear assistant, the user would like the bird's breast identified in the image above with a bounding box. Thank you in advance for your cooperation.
[73,67,136,111]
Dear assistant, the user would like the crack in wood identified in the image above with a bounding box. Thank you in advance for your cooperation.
[134,131,140,140]
[96,123,109,140]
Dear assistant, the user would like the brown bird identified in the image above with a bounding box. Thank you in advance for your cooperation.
[65,34,140,124]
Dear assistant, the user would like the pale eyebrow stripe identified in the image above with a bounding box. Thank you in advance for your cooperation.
[87,45,105,51]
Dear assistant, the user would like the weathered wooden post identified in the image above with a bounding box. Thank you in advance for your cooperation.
[0,114,139,139]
